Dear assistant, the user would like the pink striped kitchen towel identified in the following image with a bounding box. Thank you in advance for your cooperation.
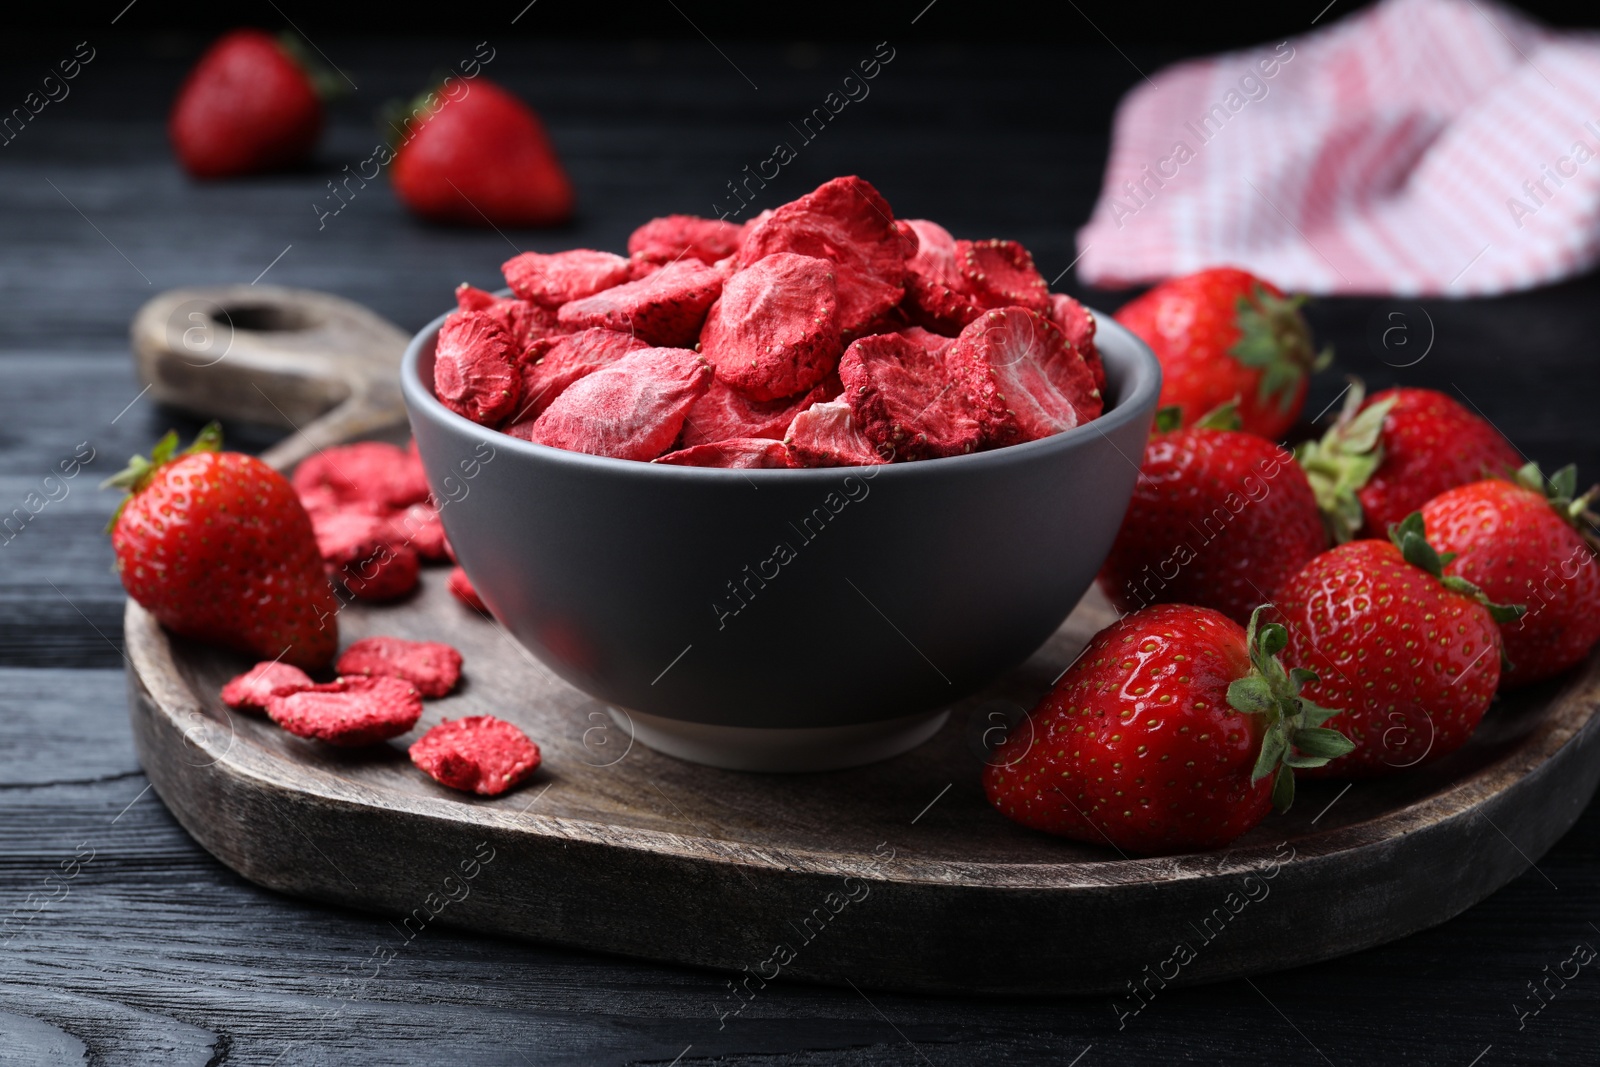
[1075,0,1600,296]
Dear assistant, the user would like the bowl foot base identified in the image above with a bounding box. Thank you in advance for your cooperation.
[610,707,950,773]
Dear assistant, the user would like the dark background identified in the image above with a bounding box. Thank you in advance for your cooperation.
[4,0,1600,1063]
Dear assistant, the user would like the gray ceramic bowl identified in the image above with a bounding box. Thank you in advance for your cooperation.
[402,310,1160,771]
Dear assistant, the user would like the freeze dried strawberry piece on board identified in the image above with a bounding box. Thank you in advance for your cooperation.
[502,249,631,307]
[947,306,1102,447]
[449,566,487,612]
[311,508,421,601]
[785,400,887,467]
[1048,293,1105,394]
[337,635,463,698]
[454,283,562,349]
[680,378,833,446]
[556,258,724,346]
[221,661,314,712]
[512,348,713,460]
[737,176,909,336]
[654,438,794,468]
[267,676,423,747]
[628,214,742,265]
[839,333,981,461]
[385,501,449,562]
[513,328,651,422]
[410,715,542,796]
[292,441,430,514]
[433,310,521,426]
[700,252,842,401]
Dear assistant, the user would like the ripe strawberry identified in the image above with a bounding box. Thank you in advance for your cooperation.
[169,30,324,179]
[106,425,338,670]
[1113,267,1329,441]
[1421,464,1600,687]
[1296,382,1522,542]
[390,78,572,227]
[1098,405,1327,625]
[985,604,1352,855]
[1275,514,1524,776]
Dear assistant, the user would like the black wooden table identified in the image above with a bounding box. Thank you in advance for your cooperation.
[3,27,1598,1066]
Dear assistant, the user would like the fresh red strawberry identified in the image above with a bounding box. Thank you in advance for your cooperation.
[390,78,572,227]
[1421,464,1600,687]
[106,425,338,670]
[1296,382,1523,542]
[1098,405,1327,625]
[985,604,1352,855]
[169,29,324,179]
[1275,513,1524,776]
[1114,267,1328,441]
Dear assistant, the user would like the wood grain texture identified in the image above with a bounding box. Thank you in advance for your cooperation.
[125,551,1600,996]
[4,32,1600,1065]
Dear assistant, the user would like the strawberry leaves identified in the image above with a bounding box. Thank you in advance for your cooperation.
[1294,378,1398,543]
[102,422,224,531]
[1389,512,1527,626]
[1229,285,1332,414]
[1228,605,1354,811]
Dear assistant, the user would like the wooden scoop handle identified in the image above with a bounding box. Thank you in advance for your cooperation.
[129,285,412,471]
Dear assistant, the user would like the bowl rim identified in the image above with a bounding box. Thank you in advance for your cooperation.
[401,301,1162,482]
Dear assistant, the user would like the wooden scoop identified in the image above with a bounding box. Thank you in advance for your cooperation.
[128,285,411,471]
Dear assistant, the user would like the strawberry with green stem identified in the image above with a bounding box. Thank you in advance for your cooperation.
[1275,513,1524,776]
[1295,381,1521,543]
[1421,463,1600,687]
[1113,267,1331,441]
[984,603,1352,855]
[106,424,338,670]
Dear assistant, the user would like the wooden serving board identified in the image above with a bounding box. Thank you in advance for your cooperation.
[123,287,1600,996]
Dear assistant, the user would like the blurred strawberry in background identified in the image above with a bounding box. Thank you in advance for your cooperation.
[389,77,573,227]
[170,29,326,179]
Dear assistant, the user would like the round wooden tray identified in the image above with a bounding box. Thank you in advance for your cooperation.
[124,286,1600,996]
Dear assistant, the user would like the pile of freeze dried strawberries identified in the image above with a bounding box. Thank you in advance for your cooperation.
[432,175,1106,467]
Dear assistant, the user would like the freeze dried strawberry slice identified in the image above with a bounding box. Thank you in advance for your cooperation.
[900,218,980,333]
[628,214,742,265]
[501,249,631,307]
[434,310,521,426]
[899,326,955,360]
[292,441,431,513]
[267,676,423,747]
[626,254,661,281]
[700,253,842,402]
[386,501,448,562]
[512,327,650,422]
[312,508,421,601]
[513,348,713,460]
[454,284,562,349]
[960,239,1049,312]
[785,400,887,467]
[410,715,541,796]
[839,333,981,460]
[680,378,832,446]
[947,306,1103,447]
[337,635,463,698]
[1048,293,1105,394]
[654,438,793,468]
[737,176,908,336]
[556,258,723,347]
[221,661,314,712]
[448,566,486,612]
